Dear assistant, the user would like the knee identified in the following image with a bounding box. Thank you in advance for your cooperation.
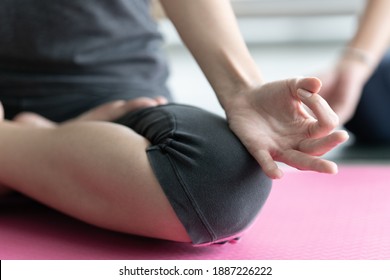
[116,104,272,245]
[195,157,272,246]
[154,105,272,245]
[186,108,272,245]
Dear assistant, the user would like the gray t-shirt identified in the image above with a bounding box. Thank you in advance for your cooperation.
[0,0,170,98]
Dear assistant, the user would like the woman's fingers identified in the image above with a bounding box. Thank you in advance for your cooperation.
[278,149,338,174]
[294,77,322,94]
[122,97,166,112]
[250,149,284,179]
[298,130,349,156]
[297,89,340,138]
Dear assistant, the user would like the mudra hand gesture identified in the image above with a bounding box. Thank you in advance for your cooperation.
[224,77,349,179]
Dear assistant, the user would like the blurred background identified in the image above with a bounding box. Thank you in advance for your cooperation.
[154,0,365,116]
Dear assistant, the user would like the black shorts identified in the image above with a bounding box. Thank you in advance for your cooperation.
[114,104,272,245]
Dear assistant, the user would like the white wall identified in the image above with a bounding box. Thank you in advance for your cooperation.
[230,0,364,16]
[159,0,364,45]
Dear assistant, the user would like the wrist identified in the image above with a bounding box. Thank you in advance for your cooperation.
[341,47,376,68]
[337,51,375,84]
[216,80,262,112]
[338,47,378,81]
[207,47,264,107]
[213,61,264,109]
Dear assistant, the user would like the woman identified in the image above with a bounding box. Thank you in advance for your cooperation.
[0,0,347,245]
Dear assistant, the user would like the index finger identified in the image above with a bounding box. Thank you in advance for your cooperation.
[297,89,339,138]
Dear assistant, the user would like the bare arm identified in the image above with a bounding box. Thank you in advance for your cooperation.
[159,0,263,106]
[318,0,390,123]
[344,0,390,71]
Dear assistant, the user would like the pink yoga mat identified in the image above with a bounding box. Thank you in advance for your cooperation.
[1,165,389,260]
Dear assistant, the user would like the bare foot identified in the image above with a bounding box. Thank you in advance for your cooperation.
[5,97,167,196]
[73,97,167,122]
[13,112,57,128]
[14,97,168,127]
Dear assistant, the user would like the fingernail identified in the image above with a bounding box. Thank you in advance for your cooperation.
[298,89,312,99]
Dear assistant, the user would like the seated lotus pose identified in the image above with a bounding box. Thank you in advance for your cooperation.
[0,0,349,245]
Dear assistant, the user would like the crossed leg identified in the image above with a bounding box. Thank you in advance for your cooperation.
[0,97,166,194]
[0,98,191,242]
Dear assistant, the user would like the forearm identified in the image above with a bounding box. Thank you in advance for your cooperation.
[160,0,263,106]
[343,0,390,72]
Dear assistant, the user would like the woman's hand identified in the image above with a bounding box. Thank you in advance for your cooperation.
[223,77,349,179]
[317,59,372,125]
